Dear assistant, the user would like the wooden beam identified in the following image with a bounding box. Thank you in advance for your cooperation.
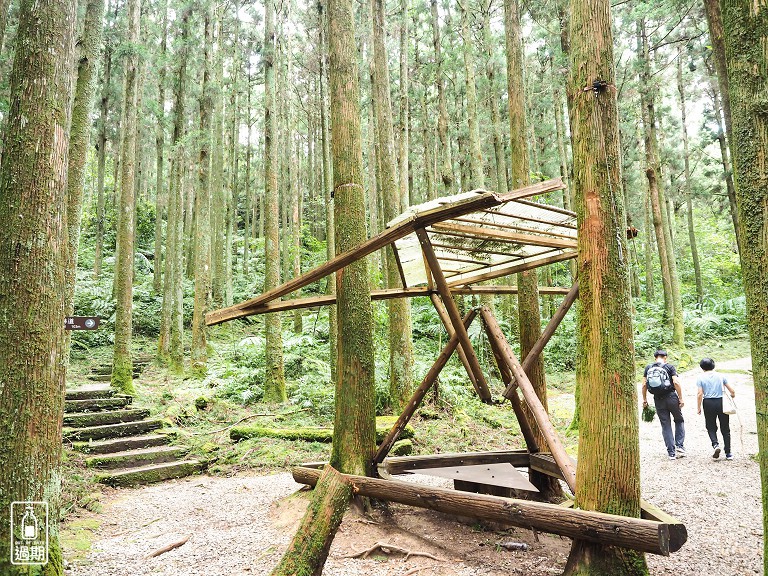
[481,317,540,454]
[495,178,567,203]
[447,250,576,287]
[502,281,580,399]
[292,467,679,555]
[480,307,577,493]
[451,216,577,240]
[373,310,478,465]
[430,294,478,390]
[381,449,530,475]
[514,197,576,217]
[454,285,571,295]
[481,206,578,229]
[416,228,492,403]
[430,222,577,250]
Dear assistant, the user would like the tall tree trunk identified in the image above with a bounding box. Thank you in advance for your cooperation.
[460,0,483,189]
[677,53,703,307]
[0,0,76,570]
[398,0,410,210]
[481,0,507,194]
[503,0,560,499]
[431,0,454,195]
[291,132,302,334]
[243,56,252,275]
[112,0,141,394]
[719,4,768,573]
[371,0,414,411]
[153,0,168,293]
[703,0,733,148]
[643,190,654,302]
[564,0,645,571]
[94,30,113,279]
[191,8,213,372]
[328,0,376,476]
[211,13,226,308]
[319,0,337,385]
[66,0,106,308]
[263,0,286,403]
[226,3,239,307]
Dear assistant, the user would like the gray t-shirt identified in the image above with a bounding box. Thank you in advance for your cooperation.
[697,371,728,399]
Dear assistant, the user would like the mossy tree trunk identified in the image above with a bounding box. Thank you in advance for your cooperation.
[191,8,213,372]
[0,0,76,570]
[66,0,106,309]
[328,0,377,476]
[318,0,337,386]
[719,3,768,573]
[431,0,454,195]
[371,0,414,412]
[638,20,683,346]
[460,0,483,190]
[211,11,226,308]
[93,28,113,279]
[503,0,561,499]
[263,0,286,403]
[564,0,646,571]
[158,6,189,369]
[270,465,352,576]
[153,0,168,294]
[112,0,141,395]
[676,54,703,308]
[481,0,507,195]
[398,0,410,210]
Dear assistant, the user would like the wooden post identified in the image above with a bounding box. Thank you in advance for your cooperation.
[430,294,478,389]
[480,307,577,493]
[374,309,478,465]
[416,228,492,402]
[292,466,682,556]
[502,281,579,399]
[270,465,352,576]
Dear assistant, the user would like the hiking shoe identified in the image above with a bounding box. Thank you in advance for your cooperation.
[676,447,687,458]
[726,454,734,460]
[668,454,676,460]
[713,447,721,459]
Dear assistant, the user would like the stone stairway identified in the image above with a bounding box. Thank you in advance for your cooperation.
[64,384,204,487]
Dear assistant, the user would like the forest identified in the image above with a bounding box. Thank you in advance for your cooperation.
[0,0,766,573]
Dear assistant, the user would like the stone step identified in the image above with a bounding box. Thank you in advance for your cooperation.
[96,459,204,488]
[71,433,171,454]
[86,446,189,470]
[64,396,132,413]
[87,373,140,382]
[63,419,164,442]
[65,386,113,401]
[64,408,150,428]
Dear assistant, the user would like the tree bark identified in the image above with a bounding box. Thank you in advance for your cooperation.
[328,0,376,476]
[719,3,768,573]
[370,0,414,411]
[191,9,213,371]
[94,25,113,279]
[503,0,560,499]
[398,0,410,211]
[565,0,646,570]
[643,190,654,302]
[153,0,168,293]
[112,0,141,394]
[481,0,507,194]
[460,0,483,189]
[431,0,454,195]
[0,0,76,570]
[270,465,352,576]
[263,0,286,402]
[676,53,703,308]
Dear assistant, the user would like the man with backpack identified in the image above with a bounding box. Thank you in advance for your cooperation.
[642,349,686,460]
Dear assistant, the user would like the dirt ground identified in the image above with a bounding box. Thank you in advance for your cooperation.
[62,357,762,575]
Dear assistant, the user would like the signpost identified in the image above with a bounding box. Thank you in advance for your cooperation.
[64,316,100,331]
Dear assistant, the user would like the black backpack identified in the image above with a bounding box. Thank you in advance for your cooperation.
[646,363,674,395]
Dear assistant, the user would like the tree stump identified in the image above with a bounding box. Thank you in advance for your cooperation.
[270,464,352,576]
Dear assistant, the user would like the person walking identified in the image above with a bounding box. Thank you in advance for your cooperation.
[697,357,736,460]
[642,349,686,460]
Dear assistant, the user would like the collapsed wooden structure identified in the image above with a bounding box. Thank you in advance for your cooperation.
[206,177,687,556]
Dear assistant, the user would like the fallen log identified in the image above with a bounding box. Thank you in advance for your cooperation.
[271,465,352,576]
[292,466,684,556]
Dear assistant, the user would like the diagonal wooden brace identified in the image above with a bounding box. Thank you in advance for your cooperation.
[480,307,577,493]
[416,228,492,403]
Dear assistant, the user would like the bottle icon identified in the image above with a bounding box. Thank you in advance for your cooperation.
[21,506,38,540]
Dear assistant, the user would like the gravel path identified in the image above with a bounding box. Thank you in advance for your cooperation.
[64,358,762,575]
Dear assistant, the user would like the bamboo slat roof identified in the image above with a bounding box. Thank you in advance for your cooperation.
[206,178,575,325]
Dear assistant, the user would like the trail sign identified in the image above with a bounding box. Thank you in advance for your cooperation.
[64,316,100,331]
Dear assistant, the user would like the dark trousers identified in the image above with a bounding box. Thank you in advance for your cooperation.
[655,392,685,456]
[703,397,731,454]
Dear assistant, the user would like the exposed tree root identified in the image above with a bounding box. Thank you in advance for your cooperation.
[342,541,446,561]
